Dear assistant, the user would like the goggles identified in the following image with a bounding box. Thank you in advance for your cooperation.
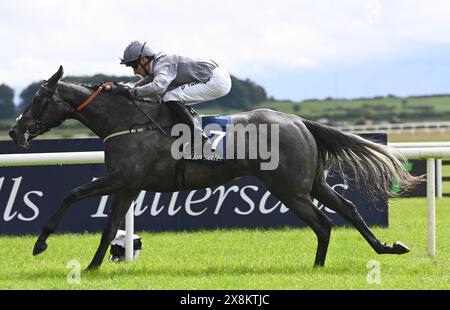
[122,42,147,70]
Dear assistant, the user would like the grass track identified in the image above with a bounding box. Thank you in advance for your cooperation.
[0,198,449,290]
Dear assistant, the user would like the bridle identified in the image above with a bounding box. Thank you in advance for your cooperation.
[23,81,90,139]
[22,82,112,140]
[24,85,57,138]
[24,80,167,143]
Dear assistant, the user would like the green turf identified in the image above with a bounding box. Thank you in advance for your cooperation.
[0,197,449,290]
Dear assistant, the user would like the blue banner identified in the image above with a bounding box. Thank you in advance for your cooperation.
[0,135,388,235]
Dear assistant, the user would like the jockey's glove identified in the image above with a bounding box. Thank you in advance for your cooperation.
[112,87,131,98]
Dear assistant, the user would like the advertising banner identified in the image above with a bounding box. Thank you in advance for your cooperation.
[0,135,388,235]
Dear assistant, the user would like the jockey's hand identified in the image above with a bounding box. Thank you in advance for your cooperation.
[103,82,118,92]
[112,87,131,98]
[118,82,135,89]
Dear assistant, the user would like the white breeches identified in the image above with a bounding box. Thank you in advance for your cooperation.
[163,65,232,105]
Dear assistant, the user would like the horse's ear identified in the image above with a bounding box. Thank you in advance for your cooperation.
[46,65,64,89]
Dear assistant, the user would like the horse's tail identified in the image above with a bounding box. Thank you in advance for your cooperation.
[302,119,422,199]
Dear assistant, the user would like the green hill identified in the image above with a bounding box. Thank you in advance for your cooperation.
[195,95,450,125]
[3,72,450,141]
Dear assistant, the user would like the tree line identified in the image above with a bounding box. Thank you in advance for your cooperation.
[0,84,15,119]
[0,74,268,119]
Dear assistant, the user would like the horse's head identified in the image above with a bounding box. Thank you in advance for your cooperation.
[9,66,73,147]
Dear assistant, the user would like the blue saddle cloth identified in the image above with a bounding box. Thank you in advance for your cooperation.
[198,115,231,161]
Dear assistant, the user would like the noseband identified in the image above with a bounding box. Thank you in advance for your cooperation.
[26,85,56,137]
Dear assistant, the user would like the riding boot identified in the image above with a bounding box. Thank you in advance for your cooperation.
[166,101,212,156]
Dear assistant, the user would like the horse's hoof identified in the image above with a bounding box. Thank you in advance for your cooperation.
[33,241,48,256]
[85,263,101,272]
[393,241,410,254]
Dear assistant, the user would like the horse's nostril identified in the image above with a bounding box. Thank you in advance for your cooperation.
[8,129,17,139]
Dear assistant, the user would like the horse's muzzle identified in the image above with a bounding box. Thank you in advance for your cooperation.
[8,127,27,147]
[8,128,17,142]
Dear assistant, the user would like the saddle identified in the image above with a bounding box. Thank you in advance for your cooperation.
[88,82,229,163]
[173,110,231,190]
[174,107,229,163]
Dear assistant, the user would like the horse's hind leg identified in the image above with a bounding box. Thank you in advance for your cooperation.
[312,181,410,255]
[33,171,124,256]
[279,192,333,267]
[87,189,140,271]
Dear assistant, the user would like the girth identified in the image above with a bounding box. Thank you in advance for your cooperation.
[102,125,161,143]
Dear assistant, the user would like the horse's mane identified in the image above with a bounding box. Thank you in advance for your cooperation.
[82,83,103,90]
[65,81,104,91]
[62,81,160,106]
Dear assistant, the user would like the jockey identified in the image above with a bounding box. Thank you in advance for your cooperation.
[119,40,232,150]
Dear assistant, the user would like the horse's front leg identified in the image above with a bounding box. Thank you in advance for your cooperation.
[33,171,125,256]
[86,189,140,271]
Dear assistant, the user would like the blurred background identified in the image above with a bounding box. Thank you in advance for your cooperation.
[1,0,450,142]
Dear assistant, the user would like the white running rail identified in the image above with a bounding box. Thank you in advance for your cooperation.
[2,145,450,259]
[0,151,135,261]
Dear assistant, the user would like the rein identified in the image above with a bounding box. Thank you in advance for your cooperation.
[76,82,167,137]
[76,82,115,112]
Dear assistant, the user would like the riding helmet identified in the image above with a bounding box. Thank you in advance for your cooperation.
[120,41,156,65]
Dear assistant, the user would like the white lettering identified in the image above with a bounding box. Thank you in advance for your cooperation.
[91,195,109,218]
[168,192,182,216]
[280,202,289,213]
[19,191,42,221]
[212,185,240,214]
[235,185,258,215]
[3,177,22,221]
[180,294,214,307]
[133,191,148,216]
[90,177,109,218]
[259,191,283,214]
[185,189,211,216]
[150,193,164,216]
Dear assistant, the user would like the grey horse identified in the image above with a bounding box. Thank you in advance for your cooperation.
[8,66,420,270]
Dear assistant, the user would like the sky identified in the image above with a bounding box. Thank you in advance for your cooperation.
[1,0,450,102]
